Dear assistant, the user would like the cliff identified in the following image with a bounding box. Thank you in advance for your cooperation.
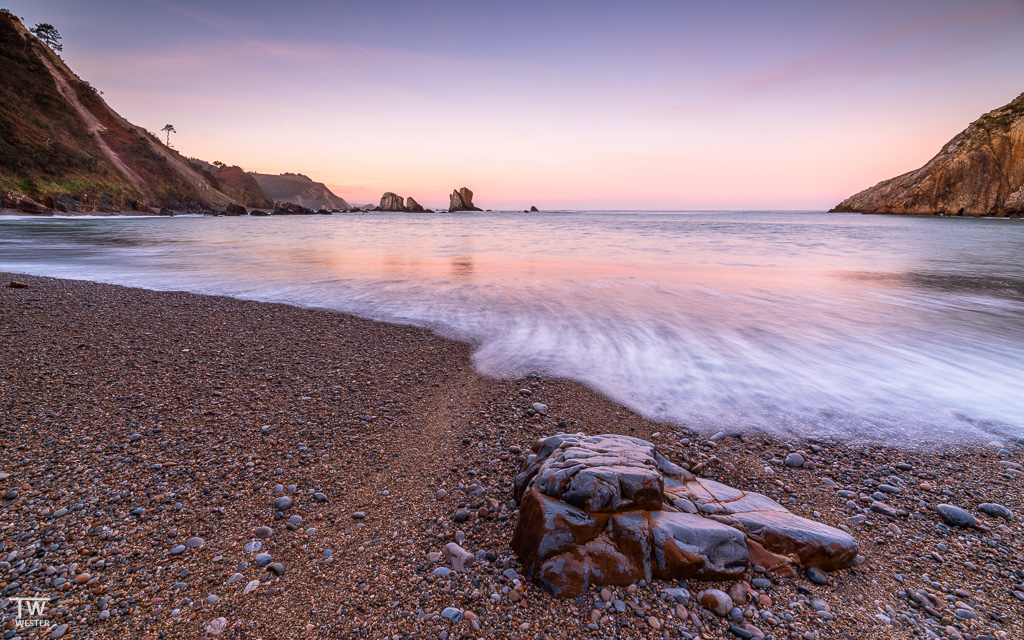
[251,173,349,210]
[0,12,235,213]
[832,93,1024,217]
[214,166,274,208]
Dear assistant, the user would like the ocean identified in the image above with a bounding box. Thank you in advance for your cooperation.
[2,210,1022,444]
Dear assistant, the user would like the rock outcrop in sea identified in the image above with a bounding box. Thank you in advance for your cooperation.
[832,92,1024,217]
[271,201,316,215]
[512,434,858,598]
[378,192,405,212]
[449,187,482,212]
[375,192,431,212]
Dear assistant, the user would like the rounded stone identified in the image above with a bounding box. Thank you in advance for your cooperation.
[274,496,293,511]
[698,589,733,617]
[185,537,204,549]
[807,567,828,585]
[784,453,806,468]
[936,504,976,528]
[254,526,273,539]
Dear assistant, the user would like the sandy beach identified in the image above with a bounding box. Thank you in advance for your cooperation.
[0,274,1021,640]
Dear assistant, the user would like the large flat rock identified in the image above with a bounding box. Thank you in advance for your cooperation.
[512,434,859,597]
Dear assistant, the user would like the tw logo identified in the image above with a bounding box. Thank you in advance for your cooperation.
[10,597,54,627]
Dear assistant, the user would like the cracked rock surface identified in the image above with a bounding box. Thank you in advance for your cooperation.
[512,434,859,597]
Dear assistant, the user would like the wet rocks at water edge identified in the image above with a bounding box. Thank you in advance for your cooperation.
[511,433,858,597]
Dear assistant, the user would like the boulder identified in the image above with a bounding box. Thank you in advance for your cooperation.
[271,201,315,215]
[377,192,405,212]
[1,189,52,214]
[224,203,248,216]
[530,205,539,212]
[511,434,858,598]
[449,187,482,212]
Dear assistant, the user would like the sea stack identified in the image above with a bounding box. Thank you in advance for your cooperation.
[376,192,431,212]
[377,192,405,211]
[831,92,1024,217]
[448,187,482,212]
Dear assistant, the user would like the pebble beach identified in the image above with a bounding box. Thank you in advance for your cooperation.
[1,273,1021,640]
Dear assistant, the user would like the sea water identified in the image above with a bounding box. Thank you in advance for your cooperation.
[2,210,1022,444]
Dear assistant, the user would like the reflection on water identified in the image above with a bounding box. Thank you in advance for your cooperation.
[2,210,1023,445]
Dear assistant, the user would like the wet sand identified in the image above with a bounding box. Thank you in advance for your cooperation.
[0,273,1020,639]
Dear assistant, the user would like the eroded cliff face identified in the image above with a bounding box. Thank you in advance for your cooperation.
[832,93,1024,217]
[0,12,235,213]
[251,173,349,210]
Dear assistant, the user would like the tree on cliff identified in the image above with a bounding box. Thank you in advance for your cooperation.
[161,124,176,147]
[30,23,62,52]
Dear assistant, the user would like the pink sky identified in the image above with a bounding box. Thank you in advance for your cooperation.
[9,0,1024,209]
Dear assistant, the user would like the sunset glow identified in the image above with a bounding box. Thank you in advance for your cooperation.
[8,0,1024,209]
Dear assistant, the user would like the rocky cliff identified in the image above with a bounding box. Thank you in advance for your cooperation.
[832,93,1024,217]
[251,173,349,211]
[449,187,482,212]
[214,166,274,208]
[376,192,430,212]
[0,12,235,213]
[377,192,405,211]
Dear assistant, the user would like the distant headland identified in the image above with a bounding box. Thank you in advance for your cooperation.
[831,92,1024,218]
[0,12,542,217]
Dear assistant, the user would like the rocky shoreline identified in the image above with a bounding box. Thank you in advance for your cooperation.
[0,274,1021,639]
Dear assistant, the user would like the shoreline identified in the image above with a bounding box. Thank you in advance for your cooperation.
[0,273,1021,639]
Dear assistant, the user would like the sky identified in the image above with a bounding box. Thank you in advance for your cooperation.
[6,0,1024,210]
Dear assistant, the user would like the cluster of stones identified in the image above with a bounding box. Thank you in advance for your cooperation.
[511,434,859,597]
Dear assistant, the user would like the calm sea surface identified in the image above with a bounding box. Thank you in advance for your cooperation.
[2,210,1023,444]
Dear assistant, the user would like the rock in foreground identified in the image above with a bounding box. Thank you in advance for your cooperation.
[512,434,858,598]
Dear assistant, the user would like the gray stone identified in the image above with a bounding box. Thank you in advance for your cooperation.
[170,545,186,555]
[807,567,828,585]
[441,607,463,622]
[254,553,272,567]
[443,543,474,571]
[977,503,1013,520]
[267,562,286,576]
[784,453,805,468]
[936,504,976,528]
[274,496,293,511]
